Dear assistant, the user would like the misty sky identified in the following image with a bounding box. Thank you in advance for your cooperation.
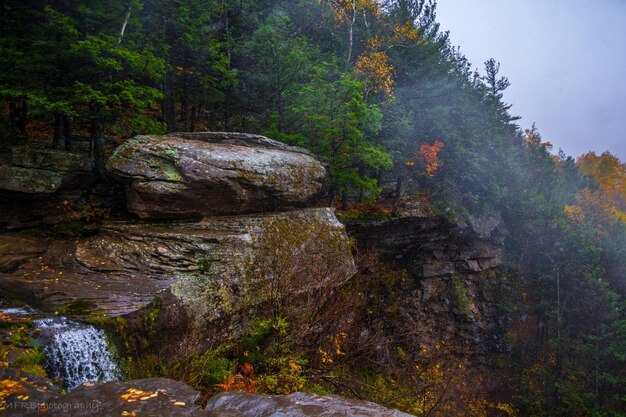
[435,0,626,160]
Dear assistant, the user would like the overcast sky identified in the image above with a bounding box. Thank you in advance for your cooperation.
[435,0,626,160]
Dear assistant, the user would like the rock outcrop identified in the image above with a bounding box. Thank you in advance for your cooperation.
[107,133,326,219]
[206,391,414,417]
[0,208,353,320]
[0,133,354,345]
[0,147,98,229]
[0,371,413,417]
[345,215,509,360]
[0,147,93,194]
[0,371,228,417]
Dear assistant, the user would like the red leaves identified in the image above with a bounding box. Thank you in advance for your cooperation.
[215,363,258,394]
[406,140,444,176]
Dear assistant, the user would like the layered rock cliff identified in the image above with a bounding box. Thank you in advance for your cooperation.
[0,133,354,340]
[345,215,510,362]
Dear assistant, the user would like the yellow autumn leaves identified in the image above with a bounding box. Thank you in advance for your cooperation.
[120,387,159,402]
[356,23,424,100]
[0,379,27,411]
[118,387,187,416]
[319,0,424,100]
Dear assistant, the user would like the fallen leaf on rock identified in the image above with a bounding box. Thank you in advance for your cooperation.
[121,387,157,402]
[0,379,27,407]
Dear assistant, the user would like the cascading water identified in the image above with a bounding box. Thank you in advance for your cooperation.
[34,316,121,391]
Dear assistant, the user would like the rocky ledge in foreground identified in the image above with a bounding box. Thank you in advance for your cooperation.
[107,132,326,219]
[0,370,413,417]
[206,391,414,417]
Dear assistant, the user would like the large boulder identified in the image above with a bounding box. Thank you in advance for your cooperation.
[107,132,326,219]
[205,392,414,417]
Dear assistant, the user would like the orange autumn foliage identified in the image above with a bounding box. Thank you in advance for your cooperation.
[355,51,395,99]
[577,151,626,213]
[215,363,258,393]
[357,22,424,100]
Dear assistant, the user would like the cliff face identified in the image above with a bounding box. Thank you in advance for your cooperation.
[0,133,355,345]
[0,135,509,360]
[0,133,513,415]
[345,215,511,362]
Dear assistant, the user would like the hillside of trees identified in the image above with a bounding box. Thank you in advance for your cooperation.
[1,1,625,415]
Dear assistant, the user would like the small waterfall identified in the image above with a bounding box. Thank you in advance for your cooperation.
[34,317,121,391]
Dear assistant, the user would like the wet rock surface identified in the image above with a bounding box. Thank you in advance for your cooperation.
[107,133,326,219]
[1,372,413,417]
[0,208,353,318]
[0,235,48,273]
[206,391,414,417]
[0,372,237,417]
[59,378,207,417]
[0,369,60,417]
[0,232,172,316]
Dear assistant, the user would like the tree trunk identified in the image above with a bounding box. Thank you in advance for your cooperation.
[327,186,336,207]
[394,175,403,205]
[341,190,348,210]
[166,80,177,132]
[63,116,73,151]
[118,4,132,44]
[8,100,18,137]
[9,99,27,139]
[392,175,403,215]
[181,73,190,131]
[161,81,167,127]
[358,167,365,201]
[346,0,356,67]
[89,108,106,178]
[53,113,64,150]
[190,104,198,132]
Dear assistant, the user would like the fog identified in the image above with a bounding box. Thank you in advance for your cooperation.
[436,0,626,160]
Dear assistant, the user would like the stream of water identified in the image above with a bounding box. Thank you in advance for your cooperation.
[1,306,121,391]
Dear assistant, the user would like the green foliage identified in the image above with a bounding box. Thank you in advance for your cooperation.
[167,344,235,389]
[195,258,215,274]
[0,317,47,378]
[12,347,46,378]
[58,300,97,316]
[141,297,163,334]
[273,63,391,200]
[123,316,309,399]
[451,276,472,316]
[239,317,290,366]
